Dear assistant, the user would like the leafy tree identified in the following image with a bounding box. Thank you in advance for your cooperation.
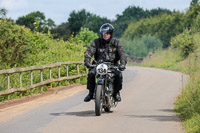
[46,18,56,29]
[193,13,200,31]
[122,35,163,57]
[51,22,71,41]
[113,6,173,38]
[0,19,46,68]
[149,8,173,16]
[171,29,197,57]
[184,4,200,28]
[190,0,199,8]
[122,12,184,48]
[68,9,92,35]
[16,11,56,32]
[0,8,7,18]
[83,15,111,34]
[113,6,147,38]
[74,27,98,47]
[68,9,111,35]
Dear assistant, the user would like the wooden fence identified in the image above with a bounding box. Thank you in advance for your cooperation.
[126,54,143,64]
[0,61,87,96]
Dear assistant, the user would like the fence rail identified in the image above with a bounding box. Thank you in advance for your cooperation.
[126,54,143,63]
[0,61,87,96]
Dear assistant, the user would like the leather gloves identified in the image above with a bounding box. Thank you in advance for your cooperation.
[119,64,126,71]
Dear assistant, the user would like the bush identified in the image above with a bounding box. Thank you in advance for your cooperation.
[122,35,163,57]
[0,18,92,102]
[171,29,197,58]
[74,27,98,47]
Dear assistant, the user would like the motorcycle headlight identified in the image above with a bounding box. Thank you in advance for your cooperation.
[96,63,108,75]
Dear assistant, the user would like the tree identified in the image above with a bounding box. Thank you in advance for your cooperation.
[122,12,184,48]
[190,0,199,8]
[83,15,111,33]
[114,6,147,38]
[0,8,7,18]
[113,6,173,38]
[46,18,56,29]
[67,9,111,36]
[51,22,71,41]
[185,3,200,28]
[16,11,56,32]
[68,9,92,35]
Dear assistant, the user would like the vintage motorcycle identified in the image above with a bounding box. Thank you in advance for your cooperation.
[91,61,119,116]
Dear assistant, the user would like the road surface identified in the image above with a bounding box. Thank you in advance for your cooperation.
[0,66,186,133]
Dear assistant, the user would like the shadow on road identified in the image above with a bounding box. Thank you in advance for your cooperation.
[50,110,114,117]
[50,110,96,117]
[125,109,180,122]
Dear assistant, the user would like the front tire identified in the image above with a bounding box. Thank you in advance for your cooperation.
[95,85,104,116]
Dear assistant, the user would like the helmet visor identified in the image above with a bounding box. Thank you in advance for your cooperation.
[100,28,109,34]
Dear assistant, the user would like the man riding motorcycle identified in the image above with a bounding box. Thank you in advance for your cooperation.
[84,23,127,102]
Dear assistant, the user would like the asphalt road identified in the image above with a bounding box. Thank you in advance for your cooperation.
[0,66,186,133]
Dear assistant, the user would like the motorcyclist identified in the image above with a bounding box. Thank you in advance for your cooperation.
[84,23,127,102]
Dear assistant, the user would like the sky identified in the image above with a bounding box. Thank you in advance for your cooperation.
[0,0,192,25]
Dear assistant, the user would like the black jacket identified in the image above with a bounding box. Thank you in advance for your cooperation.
[84,37,127,66]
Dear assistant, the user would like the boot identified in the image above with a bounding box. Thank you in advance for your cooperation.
[114,92,121,102]
[84,90,94,102]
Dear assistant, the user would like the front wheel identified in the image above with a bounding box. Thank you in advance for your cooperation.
[95,85,104,116]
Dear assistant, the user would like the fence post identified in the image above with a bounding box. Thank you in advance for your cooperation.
[66,65,68,77]
[58,66,61,85]
[49,68,52,88]
[30,71,33,94]
[0,62,87,96]
[30,71,33,85]
[40,70,43,91]
[58,66,61,78]
[7,74,10,90]
[19,72,22,88]
[77,64,80,83]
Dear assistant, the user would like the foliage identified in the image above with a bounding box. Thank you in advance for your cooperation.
[0,18,90,102]
[113,6,173,38]
[193,12,200,31]
[174,53,200,133]
[141,31,200,133]
[53,9,110,40]
[68,9,111,35]
[171,29,197,58]
[68,9,92,35]
[0,19,46,68]
[16,11,56,32]
[122,35,163,57]
[141,49,183,69]
[51,22,71,41]
[190,0,199,8]
[74,27,98,47]
[0,8,7,18]
[122,12,184,48]
[83,15,111,34]
[184,4,200,29]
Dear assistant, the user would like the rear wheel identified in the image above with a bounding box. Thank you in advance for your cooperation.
[95,85,104,116]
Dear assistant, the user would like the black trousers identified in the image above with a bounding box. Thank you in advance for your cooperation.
[87,68,123,93]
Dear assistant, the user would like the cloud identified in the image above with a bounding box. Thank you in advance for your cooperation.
[0,0,27,10]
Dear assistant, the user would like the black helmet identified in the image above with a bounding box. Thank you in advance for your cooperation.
[99,23,114,38]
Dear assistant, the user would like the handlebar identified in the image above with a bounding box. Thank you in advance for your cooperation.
[86,63,119,70]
